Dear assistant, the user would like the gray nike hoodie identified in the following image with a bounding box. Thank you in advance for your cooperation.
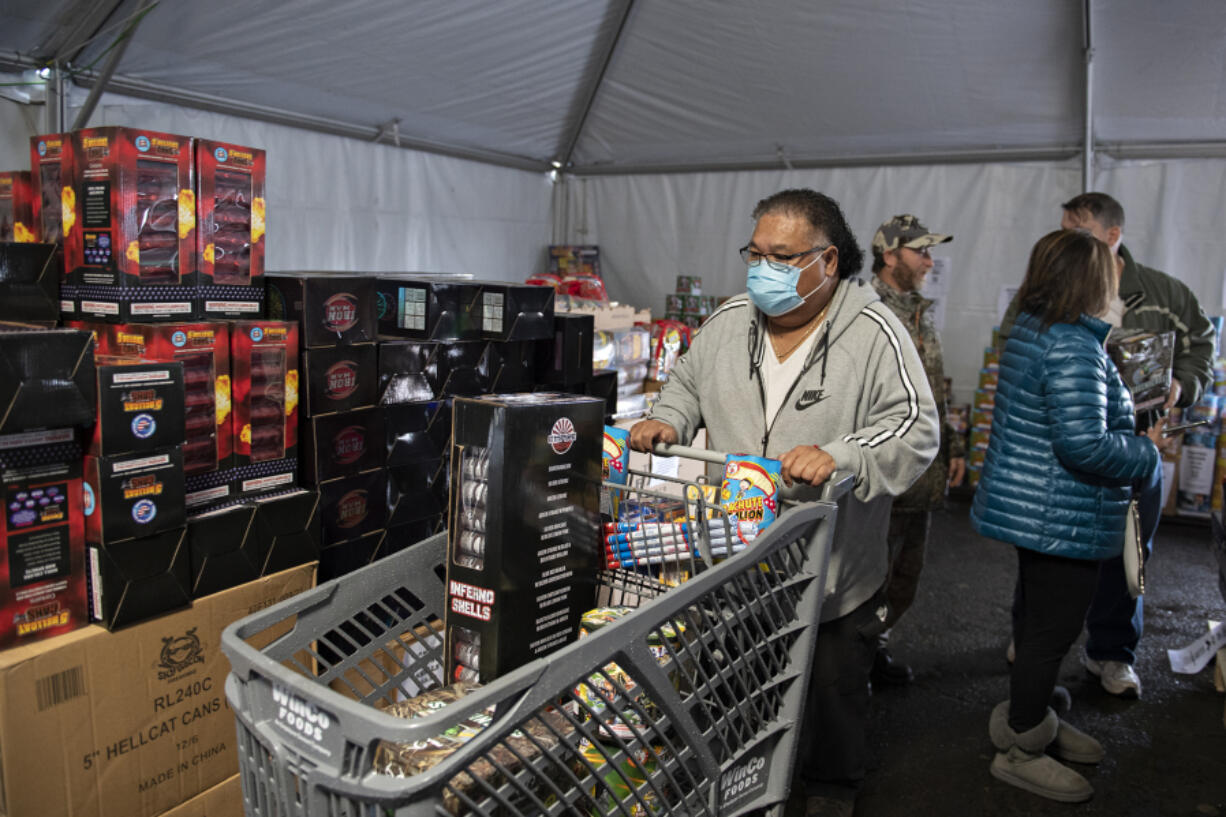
[648,278,940,621]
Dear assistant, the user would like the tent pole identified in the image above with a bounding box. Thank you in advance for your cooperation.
[45,61,65,133]
[1082,0,1094,192]
[555,0,637,170]
[71,0,156,130]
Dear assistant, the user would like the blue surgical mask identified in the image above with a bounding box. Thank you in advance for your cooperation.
[747,254,830,316]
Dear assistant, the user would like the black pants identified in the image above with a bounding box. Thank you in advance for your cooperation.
[1009,547,1101,732]
[797,585,888,794]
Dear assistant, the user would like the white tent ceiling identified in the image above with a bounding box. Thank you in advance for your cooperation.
[2,0,1225,174]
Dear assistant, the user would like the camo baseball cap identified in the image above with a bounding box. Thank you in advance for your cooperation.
[872,214,953,254]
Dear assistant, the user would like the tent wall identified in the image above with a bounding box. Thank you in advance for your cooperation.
[565,161,1226,405]
[0,93,554,281]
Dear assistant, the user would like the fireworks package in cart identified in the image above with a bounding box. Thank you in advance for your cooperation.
[196,139,266,318]
[445,393,603,684]
[68,128,199,322]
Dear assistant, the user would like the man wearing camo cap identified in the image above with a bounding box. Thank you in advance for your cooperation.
[869,214,966,686]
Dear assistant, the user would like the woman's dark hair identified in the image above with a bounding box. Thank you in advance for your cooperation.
[1017,229,1115,327]
[752,189,864,278]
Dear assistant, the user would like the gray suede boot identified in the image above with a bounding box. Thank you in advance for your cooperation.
[988,702,1094,802]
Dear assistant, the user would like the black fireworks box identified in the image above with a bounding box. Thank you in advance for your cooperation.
[90,359,185,456]
[474,281,555,342]
[301,407,386,485]
[377,339,486,401]
[385,400,451,466]
[301,343,377,416]
[481,339,536,393]
[186,488,320,597]
[534,312,594,386]
[0,324,96,434]
[374,275,482,342]
[87,525,191,630]
[319,468,388,546]
[444,393,603,683]
[84,447,186,544]
[387,457,448,527]
[265,272,377,348]
[318,528,386,582]
[0,241,59,326]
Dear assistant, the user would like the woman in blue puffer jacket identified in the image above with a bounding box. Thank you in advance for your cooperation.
[971,229,1163,804]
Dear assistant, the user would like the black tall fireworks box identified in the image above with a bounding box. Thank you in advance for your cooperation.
[444,393,602,683]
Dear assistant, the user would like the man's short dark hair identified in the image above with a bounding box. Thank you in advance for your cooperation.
[871,249,886,273]
[1061,192,1125,230]
[752,189,865,278]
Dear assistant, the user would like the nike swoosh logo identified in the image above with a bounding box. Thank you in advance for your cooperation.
[795,390,827,411]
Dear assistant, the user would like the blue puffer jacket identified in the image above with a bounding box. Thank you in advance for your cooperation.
[971,311,1160,559]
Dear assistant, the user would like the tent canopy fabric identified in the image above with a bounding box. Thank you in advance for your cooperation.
[3,0,1225,173]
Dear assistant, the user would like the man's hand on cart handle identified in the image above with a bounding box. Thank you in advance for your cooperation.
[779,445,837,487]
[629,419,678,453]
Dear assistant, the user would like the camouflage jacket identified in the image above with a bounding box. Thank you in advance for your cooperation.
[871,275,966,511]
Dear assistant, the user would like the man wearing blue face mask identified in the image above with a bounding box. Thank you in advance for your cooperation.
[630,189,940,816]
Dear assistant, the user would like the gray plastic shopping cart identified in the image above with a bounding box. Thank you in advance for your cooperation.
[221,444,851,817]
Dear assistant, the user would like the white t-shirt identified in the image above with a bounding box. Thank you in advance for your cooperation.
[761,324,825,428]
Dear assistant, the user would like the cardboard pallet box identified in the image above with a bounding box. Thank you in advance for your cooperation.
[155,774,240,817]
[0,561,316,817]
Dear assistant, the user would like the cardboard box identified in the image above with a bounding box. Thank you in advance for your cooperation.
[0,325,96,433]
[534,312,594,386]
[474,281,555,341]
[0,561,316,817]
[84,448,186,544]
[195,139,266,319]
[29,133,75,317]
[373,276,481,342]
[69,128,199,322]
[88,526,191,630]
[155,774,241,817]
[0,172,36,244]
[445,393,603,682]
[187,489,320,598]
[229,321,299,497]
[92,361,186,456]
[97,322,233,483]
[384,400,451,466]
[548,245,600,278]
[1108,330,1176,413]
[0,241,59,326]
[319,469,388,546]
[376,339,485,401]
[265,273,376,348]
[300,407,385,485]
[300,343,377,416]
[560,301,649,332]
[0,430,88,651]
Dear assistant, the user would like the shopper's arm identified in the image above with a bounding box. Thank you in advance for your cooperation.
[1047,342,1160,481]
[821,306,941,502]
[1168,280,1215,408]
[642,329,706,446]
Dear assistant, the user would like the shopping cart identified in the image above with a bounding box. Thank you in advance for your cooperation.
[222,444,852,817]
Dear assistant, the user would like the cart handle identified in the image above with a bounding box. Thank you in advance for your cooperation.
[651,443,854,504]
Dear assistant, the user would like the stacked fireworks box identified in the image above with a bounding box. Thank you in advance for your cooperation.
[29,133,75,319]
[966,333,1000,488]
[445,393,603,683]
[374,275,559,565]
[0,324,96,649]
[0,171,36,243]
[84,358,190,629]
[663,274,717,330]
[267,272,382,580]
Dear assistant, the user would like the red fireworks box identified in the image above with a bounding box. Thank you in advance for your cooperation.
[0,171,36,243]
[67,127,198,322]
[195,139,266,319]
[0,428,88,650]
[28,133,75,317]
[230,321,299,498]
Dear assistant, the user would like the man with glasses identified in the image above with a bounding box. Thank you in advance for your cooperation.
[868,215,966,687]
[631,189,939,816]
